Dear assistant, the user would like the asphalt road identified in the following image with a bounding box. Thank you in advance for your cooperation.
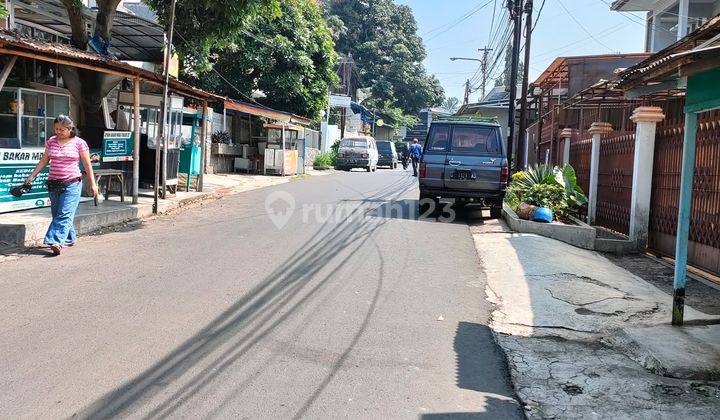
[1,168,523,419]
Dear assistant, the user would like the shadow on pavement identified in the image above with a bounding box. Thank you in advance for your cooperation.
[72,175,412,419]
[368,199,491,226]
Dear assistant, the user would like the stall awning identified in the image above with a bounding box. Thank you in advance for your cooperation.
[0,30,222,101]
[264,123,304,131]
[224,99,293,122]
[224,99,312,126]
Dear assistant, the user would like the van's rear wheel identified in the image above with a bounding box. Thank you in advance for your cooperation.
[490,204,503,219]
[419,194,438,216]
[366,166,372,172]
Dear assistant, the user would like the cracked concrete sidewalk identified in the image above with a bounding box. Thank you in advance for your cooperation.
[472,220,720,419]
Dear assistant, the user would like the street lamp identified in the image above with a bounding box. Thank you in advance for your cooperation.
[449,54,491,103]
[449,57,483,62]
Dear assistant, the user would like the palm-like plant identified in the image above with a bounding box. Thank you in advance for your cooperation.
[506,164,588,217]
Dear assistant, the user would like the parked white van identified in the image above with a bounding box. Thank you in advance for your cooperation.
[336,136,379,172]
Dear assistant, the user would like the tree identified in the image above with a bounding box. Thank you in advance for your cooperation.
[193,0,338,118]
[495,46,523,89]
[57,0,278,127]
[324,0,444,116]
[442,97,460,114]
[146,0,280,74]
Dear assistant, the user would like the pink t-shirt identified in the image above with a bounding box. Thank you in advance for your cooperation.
[45,136,89,181]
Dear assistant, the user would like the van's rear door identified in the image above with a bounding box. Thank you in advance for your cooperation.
[443,125,504,192]
[420,124,450,189]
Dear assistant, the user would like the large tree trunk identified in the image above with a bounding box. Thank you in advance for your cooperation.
[59,0,123,129]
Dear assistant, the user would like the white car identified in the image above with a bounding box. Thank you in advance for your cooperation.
[336,136,379,172]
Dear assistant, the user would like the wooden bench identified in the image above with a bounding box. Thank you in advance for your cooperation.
[93,169,124,206]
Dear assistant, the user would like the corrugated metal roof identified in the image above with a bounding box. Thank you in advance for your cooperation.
[0,29,220,101]
[618,14,720,88]
[12,0,164,62]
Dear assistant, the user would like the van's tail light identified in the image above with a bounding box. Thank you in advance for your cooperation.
[500,166,509,183]
[361,153,369,158]
[419,162,427,178]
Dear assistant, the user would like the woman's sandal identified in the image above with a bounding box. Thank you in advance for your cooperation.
[50,244,61,255]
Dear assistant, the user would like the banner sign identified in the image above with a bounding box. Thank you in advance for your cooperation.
[0,148,50,213]
[329,94,351,108]
[102,131,134,162]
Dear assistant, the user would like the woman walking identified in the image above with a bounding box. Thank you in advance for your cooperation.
[24,115,98,255]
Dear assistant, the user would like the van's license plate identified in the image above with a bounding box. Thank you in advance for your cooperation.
[451,170,475,180]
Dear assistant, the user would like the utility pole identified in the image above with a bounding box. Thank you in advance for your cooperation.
[339,54,353,138]
[506,0,523,171]
[463,79,471,106]
[517,0,533,170]
[479,47,493,101]
[154,0,177,212]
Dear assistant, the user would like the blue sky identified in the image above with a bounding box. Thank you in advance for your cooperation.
[397,0,647,103]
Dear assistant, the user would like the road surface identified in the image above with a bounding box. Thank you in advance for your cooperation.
[1,168,522,419]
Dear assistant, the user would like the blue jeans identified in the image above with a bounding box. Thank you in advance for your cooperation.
[44,181,82,247]
[411,157,419,176]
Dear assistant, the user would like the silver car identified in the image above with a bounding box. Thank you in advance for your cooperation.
[418,120,509,218]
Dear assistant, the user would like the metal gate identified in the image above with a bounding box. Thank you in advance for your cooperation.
[649,99,720,275]
[595,132,635,235]
[569,137,592,218]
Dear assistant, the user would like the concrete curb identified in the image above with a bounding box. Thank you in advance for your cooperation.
[605,325,720,381]
[502,203,639,253]
[502,203,596,250]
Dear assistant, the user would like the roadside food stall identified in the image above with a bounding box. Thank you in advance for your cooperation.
[262,123,303,176]
[0,30,219,214]
[116,90,185,193]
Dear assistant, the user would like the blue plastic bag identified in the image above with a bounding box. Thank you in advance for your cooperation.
[533,206,553,223]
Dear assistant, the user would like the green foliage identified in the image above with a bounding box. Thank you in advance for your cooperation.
[147,0,281,74]
[555,164,588,208]
[325,0,444,115]
[512,164,556,194]
[442,97,460,114]
[523,184,568,217]
[211,131,231,144]
[314,151,335,169]
[511,171,528,184]
[494,46,523,88]
[504,189,521,212]
[330,140,341,156]
[504,164,588,220]
[191,0,338,118]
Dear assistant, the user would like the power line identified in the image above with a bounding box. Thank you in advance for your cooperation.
[487,0,499,46]
[598,0,681,36]
[532,21,630,60]
[424,0,496,42]
[423,0,495,37]
[531,0,546,33]
[557,0,615,52]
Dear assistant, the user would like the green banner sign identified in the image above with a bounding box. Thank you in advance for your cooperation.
[103,131,134,162]
[0,148,50,213]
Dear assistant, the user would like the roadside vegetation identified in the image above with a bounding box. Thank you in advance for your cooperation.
[313,151,336,170]
[504,164,587,222]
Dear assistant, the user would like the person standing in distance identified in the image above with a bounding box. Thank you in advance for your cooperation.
[24,115,98,255]
[409,138,423,177]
